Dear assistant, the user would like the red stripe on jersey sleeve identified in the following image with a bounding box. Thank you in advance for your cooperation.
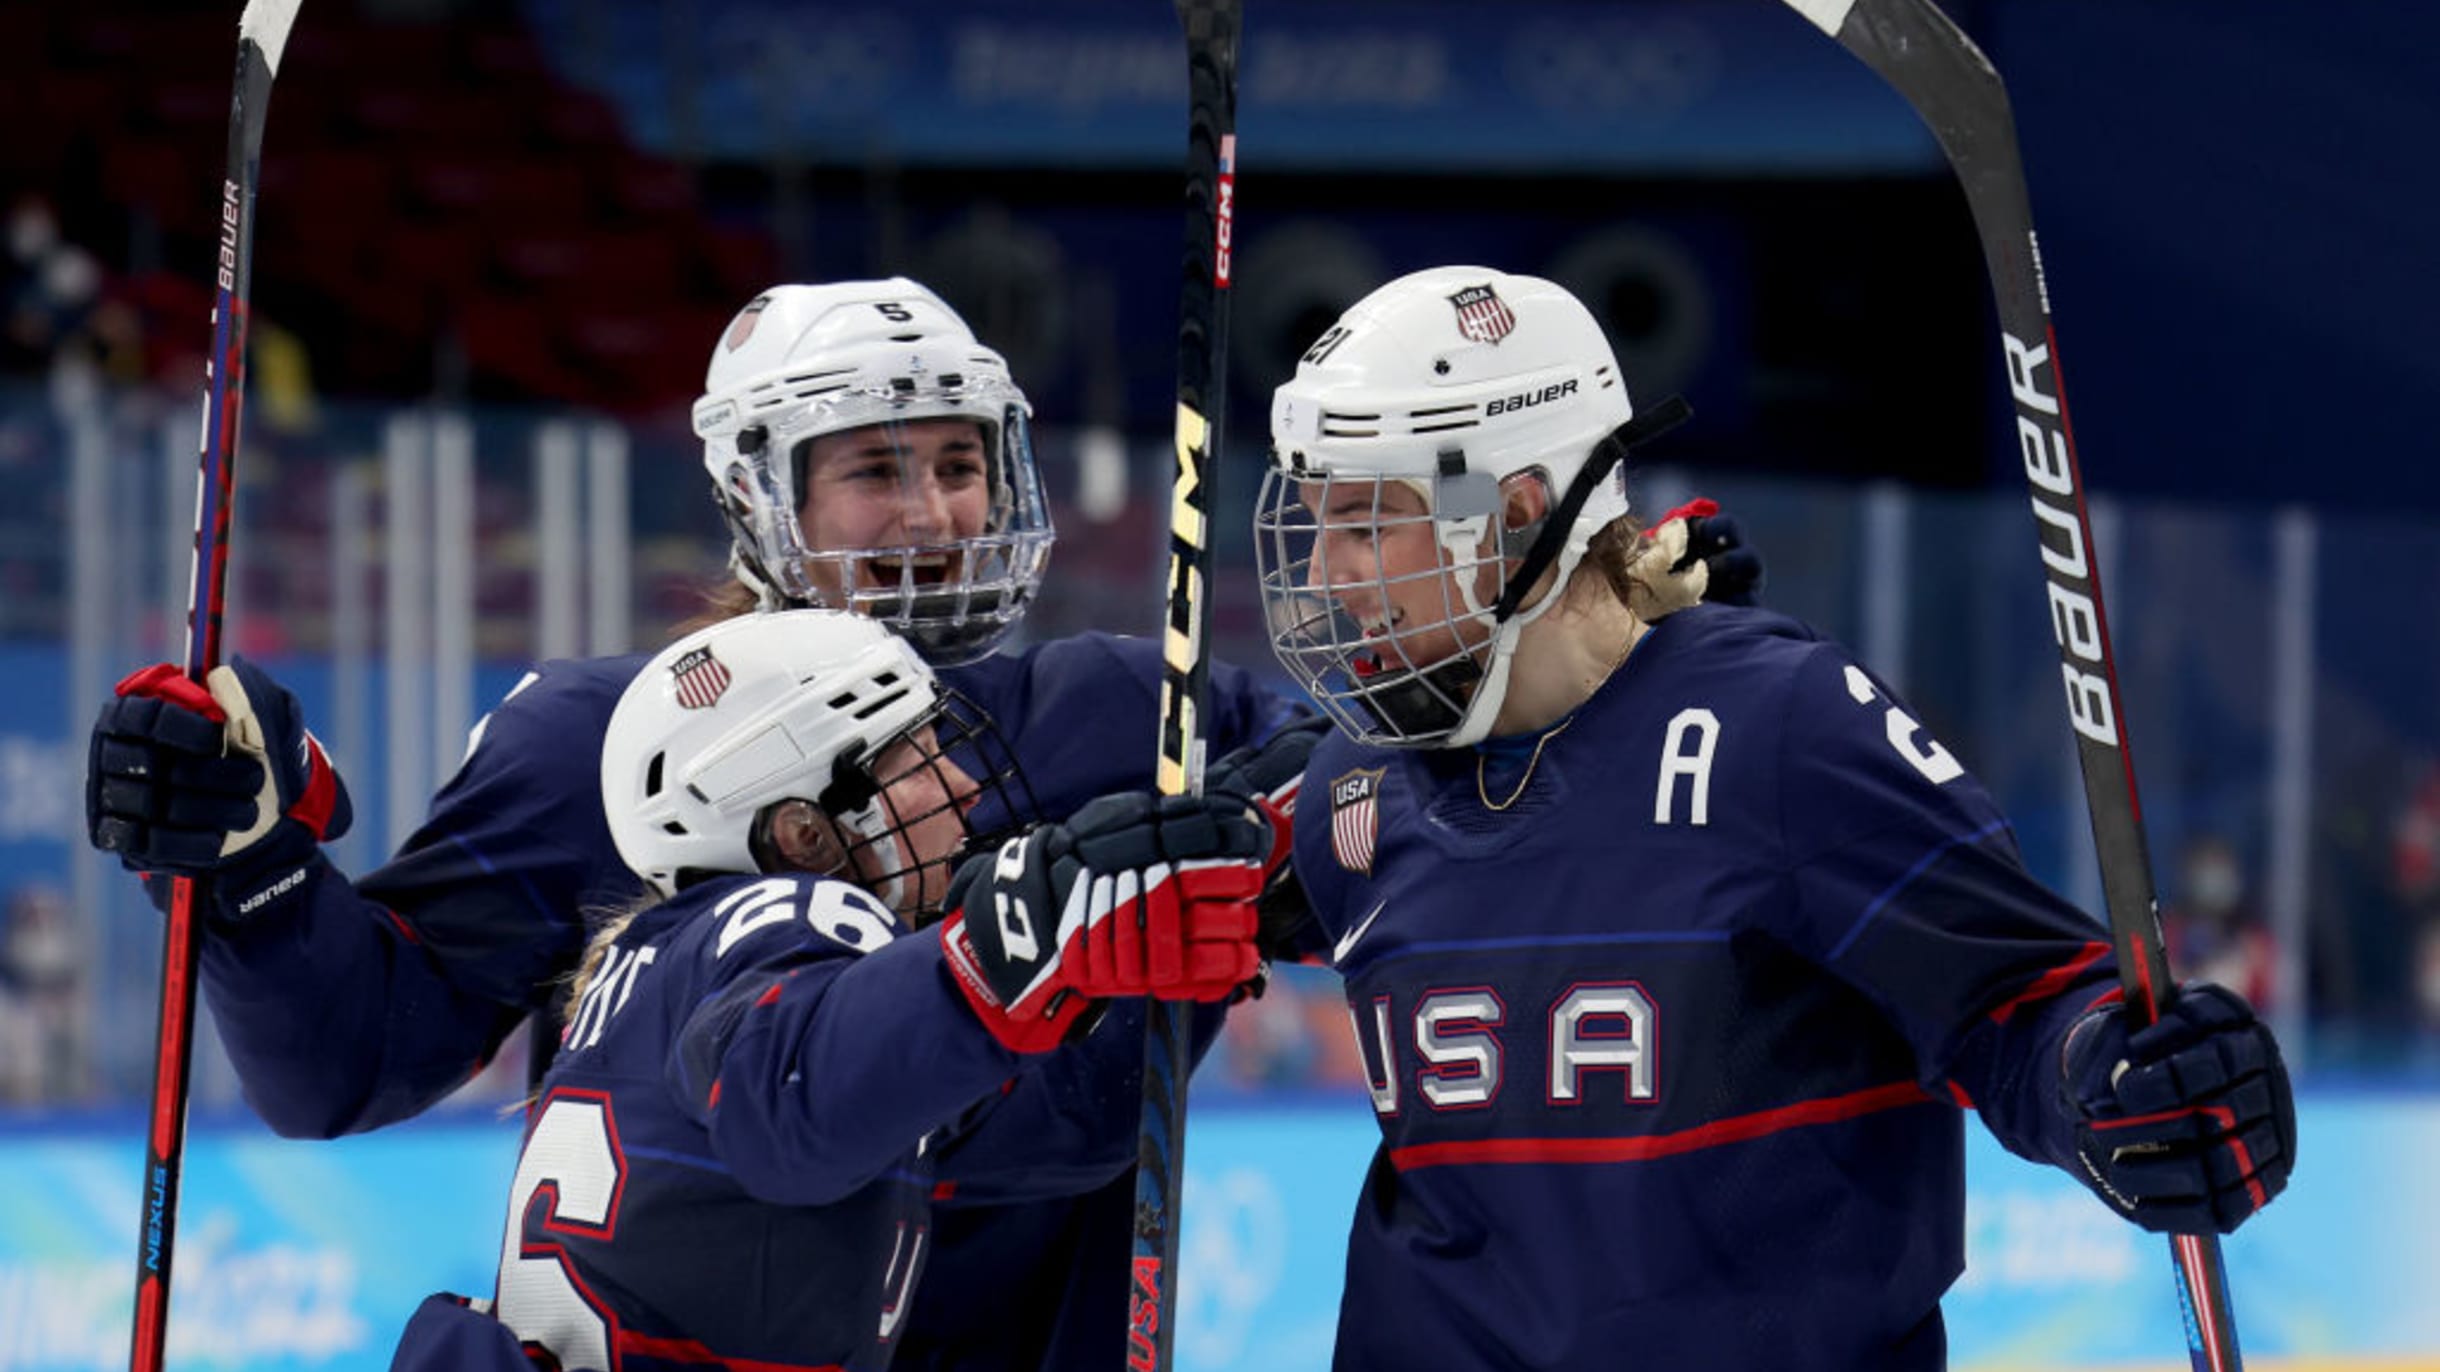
[1988,940,2109,1025]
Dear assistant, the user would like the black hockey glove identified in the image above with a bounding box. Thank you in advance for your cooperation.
[2058,982,2294,1235]
[1685,511,1762,607]
[1207,716,1329,964]
[1644,497,1763,607]
[1626,498,1760,621]
[938,791,1268,1054]
[88,658,352,926]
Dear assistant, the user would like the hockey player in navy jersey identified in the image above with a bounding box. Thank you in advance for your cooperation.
[390,608,1271,1371]
[86,278,1307,1372]
[85,273,1758,1370]
[1252,267,2296,1370]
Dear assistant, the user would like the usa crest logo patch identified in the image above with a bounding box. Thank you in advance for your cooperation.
[670,646,733,710]
[724,293,771,352]
[1330,766,1386,874]
[1448,284,1516,345]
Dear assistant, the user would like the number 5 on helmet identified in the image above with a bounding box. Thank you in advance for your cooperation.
[937,791,1268,1054]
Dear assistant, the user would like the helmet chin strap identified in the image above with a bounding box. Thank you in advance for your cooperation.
[805,743,916,910]
[841,801,911,911]
[1443,395,1693,747]
[1444,631,1521,748]
[1490,395,1691,622]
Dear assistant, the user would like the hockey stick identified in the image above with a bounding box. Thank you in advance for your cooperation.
[130,4,302,1370]
[1778,2,2244,1369]
[1129,2,1241,1369]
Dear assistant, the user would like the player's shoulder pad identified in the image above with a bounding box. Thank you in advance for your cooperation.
[520,650,654,709]
[1292,726,1394,915]
[1640,602,1826,673]
[457,650,652,778]
[937,629,1147,708]
[1043,630,1161,687]
[478,651,652,737]
[1304,720,1383,783]
[1775,633,1989,825]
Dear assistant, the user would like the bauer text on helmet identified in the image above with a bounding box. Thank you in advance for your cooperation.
[1256,268,1642,748]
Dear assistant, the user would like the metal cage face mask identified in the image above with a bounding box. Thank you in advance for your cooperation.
[1255,466,1518,749]
[713,375,1055,667]
[765,688,1034,924]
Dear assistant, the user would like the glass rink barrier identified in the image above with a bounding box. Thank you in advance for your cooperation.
[5,374,2439,1367]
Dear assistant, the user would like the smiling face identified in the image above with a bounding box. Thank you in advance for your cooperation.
[1300,476,1497,680]
[794,417,995,605]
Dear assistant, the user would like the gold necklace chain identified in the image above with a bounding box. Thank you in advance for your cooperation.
[1473,626,1639,812]
[1476,714,1576,811]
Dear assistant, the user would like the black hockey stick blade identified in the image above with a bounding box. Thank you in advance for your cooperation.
[1131,3,1241,1370]
[1777,1,2244,1368]
[133,3,301,1370]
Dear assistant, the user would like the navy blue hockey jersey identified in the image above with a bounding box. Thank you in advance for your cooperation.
[418,870,1140,1372]
[190,630,1301,1371]
[1290,606,2117,1371]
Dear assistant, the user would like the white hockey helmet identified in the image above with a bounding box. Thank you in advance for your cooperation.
[691,279,1055,666]
[1255,266,1685,748]
[601,609,1020,911]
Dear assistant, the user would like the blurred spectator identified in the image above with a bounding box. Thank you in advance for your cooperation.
[2161,833,2278,1013]
[1207,963,1376,1094]
[2,195,105,375]
[1210,970,1324,1090]
[2390,762,2440,1033]
[0,883,89,1104]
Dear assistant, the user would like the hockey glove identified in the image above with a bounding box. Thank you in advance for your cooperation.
[1627,497,1765,616]
[88,658,352,925]
[938,791,1268,1054]
[2059,982,2295,1235]
[1207,716,1329,964]
[1682,506,1763,607]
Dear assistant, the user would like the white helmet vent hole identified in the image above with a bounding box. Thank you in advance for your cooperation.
[851,688,911,720]
[661,820,688,836]
[644,752,666,797]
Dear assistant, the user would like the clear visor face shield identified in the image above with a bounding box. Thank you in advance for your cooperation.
[1254,465,1528,748]
[720,377,1055,666]
[754,689,1036,924]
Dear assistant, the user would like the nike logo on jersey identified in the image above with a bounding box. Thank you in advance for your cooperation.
[1334,900,1387,967]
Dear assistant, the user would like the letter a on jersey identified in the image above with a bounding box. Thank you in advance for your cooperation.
[1330,767,1385,874]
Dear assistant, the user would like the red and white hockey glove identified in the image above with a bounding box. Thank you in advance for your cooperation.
[87,658,352,925]
[939,791,1268,1054]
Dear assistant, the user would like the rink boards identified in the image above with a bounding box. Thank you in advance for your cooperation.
[0,1091,2429,1371]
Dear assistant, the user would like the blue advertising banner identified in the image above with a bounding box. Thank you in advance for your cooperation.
[1,1093,2432,1370]
[520,0,1941,173]
[0,1115,515,1370]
